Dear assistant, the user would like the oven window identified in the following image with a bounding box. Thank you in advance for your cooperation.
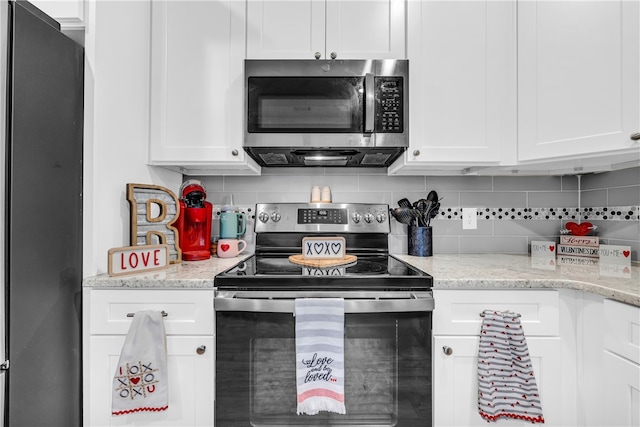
[247,77,364,133]
[216,311,431,426]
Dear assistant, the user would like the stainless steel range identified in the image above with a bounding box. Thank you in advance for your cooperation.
[214,203,433,426]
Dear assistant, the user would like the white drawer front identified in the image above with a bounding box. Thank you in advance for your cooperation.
[604,299,640,364]
[88,289,214,335]
[433,289,559,336]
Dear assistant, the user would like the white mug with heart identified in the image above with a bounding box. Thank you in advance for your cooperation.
[217,239,247,258]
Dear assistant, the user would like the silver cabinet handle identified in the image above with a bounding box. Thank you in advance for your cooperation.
[314,52,321,60]
[196,345,206,355]
[126,310,167,318]
[443,346,453,356]
[330,52,337,60]
[231,149,239,156]
[413,150,420,156]
[215,291,434,314]
[631,132,640,141]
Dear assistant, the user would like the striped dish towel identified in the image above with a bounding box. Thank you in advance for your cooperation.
[295,298,346,416]
[478,310,544,424]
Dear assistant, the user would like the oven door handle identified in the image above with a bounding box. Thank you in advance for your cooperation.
[214,292,434,314]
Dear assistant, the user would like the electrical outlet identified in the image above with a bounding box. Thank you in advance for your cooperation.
[462,208,477,230]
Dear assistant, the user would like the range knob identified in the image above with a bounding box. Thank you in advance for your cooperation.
[364,213,374,223]
[270,212,281,222]
[351,212,362,223]
[376,213,387,223]
[258,211,269,223]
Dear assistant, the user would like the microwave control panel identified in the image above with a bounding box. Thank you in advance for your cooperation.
[375,77,404,133]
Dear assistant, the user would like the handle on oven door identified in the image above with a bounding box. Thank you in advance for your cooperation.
[364,73,375,133]
[214,292,434,314]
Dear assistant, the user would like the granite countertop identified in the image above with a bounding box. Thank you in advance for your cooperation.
[83,253,639,307]
[394,253,639,307]
[82,253,253,289]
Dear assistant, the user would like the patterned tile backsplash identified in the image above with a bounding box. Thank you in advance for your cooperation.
[195,166,640,261]
[437,206,639,221]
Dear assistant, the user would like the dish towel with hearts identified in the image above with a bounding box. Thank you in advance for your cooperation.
[295,298,346,416]
[112,310,169,416]
[478,310,544,424]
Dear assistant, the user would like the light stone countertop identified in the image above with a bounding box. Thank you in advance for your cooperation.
[83,253,639,307]
[82,253,253,289]
[394,253,639,307]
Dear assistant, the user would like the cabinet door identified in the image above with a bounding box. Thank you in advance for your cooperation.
[389,0,516,174]
[433,336,562,426]
[246,0,405,60]
[518,0,640,162]
[325,0,405,59]
[603,351,640,426]
[87,336,214,427]
[246,0,325,59]
[150,0,260,174]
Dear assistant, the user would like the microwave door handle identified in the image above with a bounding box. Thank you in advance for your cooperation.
[364,73,375,133]
[214,295,435,313]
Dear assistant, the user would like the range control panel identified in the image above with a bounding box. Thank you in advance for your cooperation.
[255,203,390,234]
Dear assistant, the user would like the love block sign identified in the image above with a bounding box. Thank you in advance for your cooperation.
[598,244,632,266]
[302,236,346,259]
[531,241,556,258]
[108,244,170,277]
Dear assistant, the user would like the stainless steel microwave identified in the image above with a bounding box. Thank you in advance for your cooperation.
[243,59,408,167]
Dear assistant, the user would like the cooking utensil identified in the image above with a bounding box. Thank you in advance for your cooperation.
[418,200,433,227]
[426,190,439,203]
[413,198,428,212]
[391,207,421,226]
[426,202,440,226]
[397,198,412,208]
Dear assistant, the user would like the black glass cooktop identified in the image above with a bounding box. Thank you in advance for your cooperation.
[214,254,432,291]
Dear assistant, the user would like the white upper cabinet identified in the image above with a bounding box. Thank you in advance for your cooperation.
[31,0,85,30]
[246,0,406,60]
[517,0,640,165]
[388,0,516,175]
[149,0,260,175]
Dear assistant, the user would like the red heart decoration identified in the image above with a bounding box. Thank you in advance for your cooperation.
[549,245,555,252]
[130,377,140,385]
[566,222,593,236]
[623,250,630,258]
[220,244,230,252]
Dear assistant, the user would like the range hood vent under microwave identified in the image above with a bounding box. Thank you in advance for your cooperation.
[244,147,405,168]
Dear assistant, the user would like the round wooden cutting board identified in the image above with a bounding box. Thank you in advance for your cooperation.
[288,254,357,268]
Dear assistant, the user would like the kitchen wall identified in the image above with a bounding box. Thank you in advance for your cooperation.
[81,2,639,276]
[194,166,640,261]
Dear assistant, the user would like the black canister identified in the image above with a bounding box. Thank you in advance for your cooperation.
[408,225,433,257]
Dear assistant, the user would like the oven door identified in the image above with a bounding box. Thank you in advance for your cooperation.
[215,291,433,426]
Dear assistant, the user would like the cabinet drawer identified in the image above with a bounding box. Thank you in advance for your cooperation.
[88,289,214,335]
[604,299,640,364]
[433,289,559,336]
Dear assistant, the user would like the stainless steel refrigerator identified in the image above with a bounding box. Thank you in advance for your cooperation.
[0,1,84,425]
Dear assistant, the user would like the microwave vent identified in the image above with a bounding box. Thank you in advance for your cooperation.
[361,153,393,165]
[259,152,289,165]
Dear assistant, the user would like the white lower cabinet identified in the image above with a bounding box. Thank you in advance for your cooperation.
[88,336,214,426]
[433,289,565,426]
[83,289,215,427]
[433,336,561,426]
[602,299,640,426]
